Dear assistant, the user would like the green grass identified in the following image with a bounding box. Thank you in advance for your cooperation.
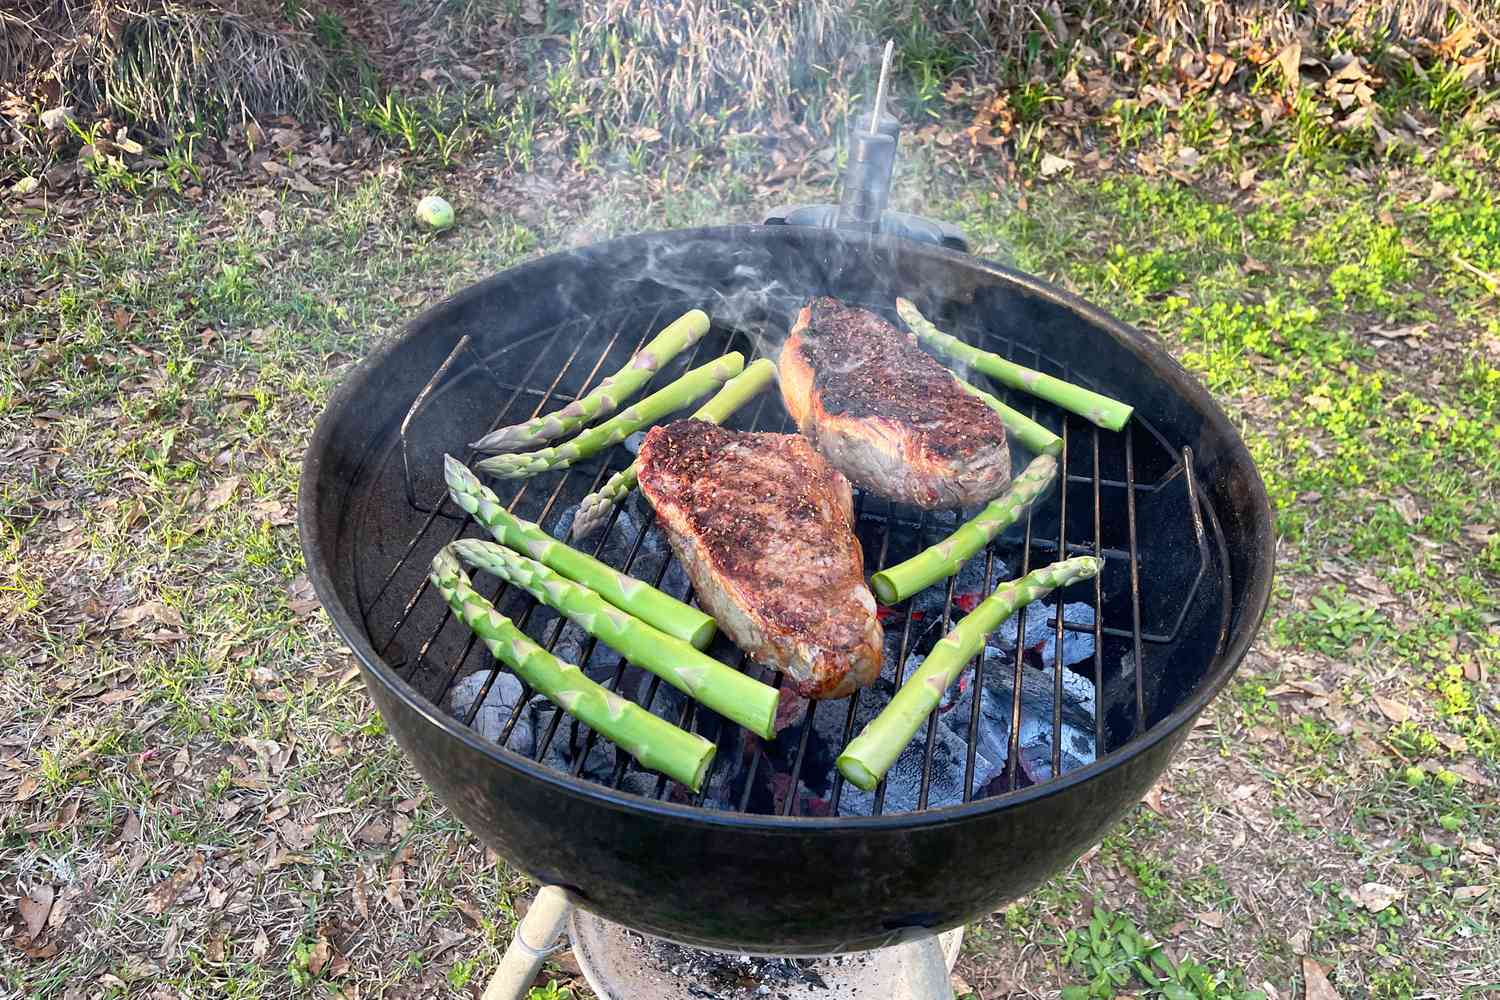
[5,25,1500,1000]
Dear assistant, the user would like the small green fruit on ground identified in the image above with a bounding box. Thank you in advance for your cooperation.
[416,194,455,231]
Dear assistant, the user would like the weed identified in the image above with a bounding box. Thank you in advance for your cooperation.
[1059,908,1265,1000]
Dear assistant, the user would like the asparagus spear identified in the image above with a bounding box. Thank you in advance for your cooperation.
[898,297,1133,431]
[472,309,712,453]
[837,556,1103,791]
[430,546,715,790]
[445,455,717,649]
[452,538,780,740]
[957,377,1062,457]
[477,353,746,478]
[870,453,1059,605]
[571,358,777,539]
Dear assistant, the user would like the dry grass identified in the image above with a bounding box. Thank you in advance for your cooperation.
[1,0,341,135]
[560,0,1500,141]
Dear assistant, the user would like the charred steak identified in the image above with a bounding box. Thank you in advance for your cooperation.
[779,296,1011,508]
[636,419,883,700]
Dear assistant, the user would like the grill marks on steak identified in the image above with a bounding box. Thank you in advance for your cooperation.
[637,420,883,700]
[779,296,1012,508]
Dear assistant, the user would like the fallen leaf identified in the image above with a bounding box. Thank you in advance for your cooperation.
[252,927,270,960]
[1464,837,1495,856]
[145,852,205,914]
[1141,783,1167,814]
[19,885,55,939]
[1392,495,1420,526]
[1447,762,1494,788]
[14,774,40,801]
[205,476,241,511]
[1039,153,1074,177]
[205,934,226,962]
[1373,696,1411,723]
[287,576,320,616]
[1195,910,1226,928]
[352,867,370,920]
[1275,42,1302,92]
[357,819,389,845]
[385,864,406,912]
[1303,957,1341,1000]
[1433,732,1468,753]
[1352,882,1402,913]
[1238,166,1257,190]
[306,935,331,976]
[1454,885,1489,900]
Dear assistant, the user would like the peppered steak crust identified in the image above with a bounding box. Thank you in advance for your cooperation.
[779,296,1012,508]
[636,420,883,700]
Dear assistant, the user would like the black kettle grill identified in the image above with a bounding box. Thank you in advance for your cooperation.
[298,58,1274,954]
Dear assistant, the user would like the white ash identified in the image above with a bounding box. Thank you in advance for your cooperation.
[448,669,533,756]
[630,931,830,998]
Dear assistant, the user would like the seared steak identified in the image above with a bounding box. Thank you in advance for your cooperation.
[636,420,883,700]
[779,296,1011,508]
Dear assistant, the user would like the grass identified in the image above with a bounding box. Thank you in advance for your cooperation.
[3,15,1499,1000]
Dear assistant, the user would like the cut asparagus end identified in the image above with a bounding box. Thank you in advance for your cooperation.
[869,573,900,607]
[836,753,880,792]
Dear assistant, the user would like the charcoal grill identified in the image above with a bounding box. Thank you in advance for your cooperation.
[299,217,1273,956]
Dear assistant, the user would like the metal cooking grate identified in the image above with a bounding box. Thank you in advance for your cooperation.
[355,301,1232,817]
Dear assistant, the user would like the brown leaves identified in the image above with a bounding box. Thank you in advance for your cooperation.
[18,885,55,939]
[1351,882,1402,913]
[1372,695,1412,723]
[145,853,205,914]
[1303,957,1342,1000]
[111,600,185,631]
[1274,42,1302,92]
[205,476,241,512]
[287,576,321,617]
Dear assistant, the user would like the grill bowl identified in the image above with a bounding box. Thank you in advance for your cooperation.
[299,225,1273,954]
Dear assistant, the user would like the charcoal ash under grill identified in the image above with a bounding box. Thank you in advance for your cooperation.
[628,931,832,999]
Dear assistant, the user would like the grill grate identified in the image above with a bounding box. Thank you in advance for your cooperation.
[356,302,1231,817]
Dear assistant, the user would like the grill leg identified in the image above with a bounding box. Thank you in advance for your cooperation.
[481,885,576,1000]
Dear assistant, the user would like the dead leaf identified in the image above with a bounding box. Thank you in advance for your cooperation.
[352,867,370,920]
[1373,695,1411,723]
[205,476,241,511]
[1039,153,1074,178]
[114,600,184,630]
[1141,783,1167,814]
[1275,42,1302,92]
[306,935,331,976]
[287,576,320,616]
[1448,762,1494,788]
[385,864,406,912]
[18,885,55,939]
[205,934,226,963]
[1352,882,1402,913]
[14,774,40,801]
[357,819,389,845]
[1433,732,1468,753]
[1195,910,1226,928]
[1301,957,1341,1000]
[145,852,205,914]
[1392,495,1420,526]
[1454,885,1489,901]
[1238,166,1257,190]
[252,927,271,960]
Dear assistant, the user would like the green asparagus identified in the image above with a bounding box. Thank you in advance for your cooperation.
[870,453,1059,605]
[956,377,1062,457]
[837,556,1103,791]
[477,353,746,478]
[898,297,1134,431]
[445,455,717,649]
[472,309,712,453]
[452,538,780,740]
[571,358,777,539]
[430,546,715,790]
